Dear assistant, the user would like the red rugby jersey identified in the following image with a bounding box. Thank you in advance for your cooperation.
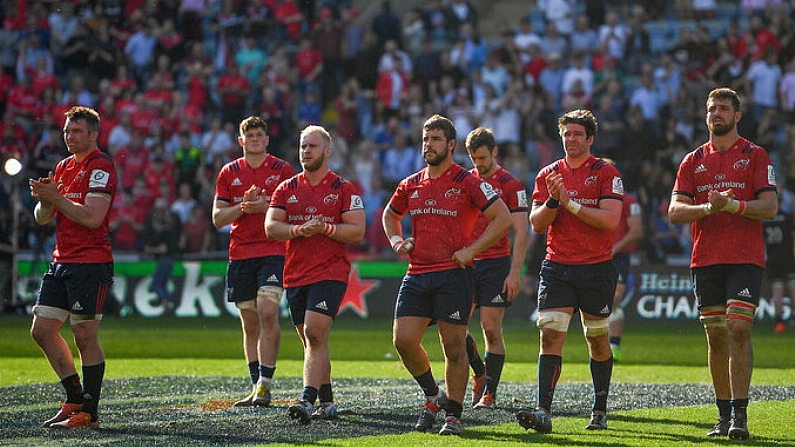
[52,149,117,263]
[532,155,624,265]
[612,193,641,254]
[469,166,528,259]
[672,138,776,268]
[388,163,500,274]
[270,171,364,287]
[215,154,296,261]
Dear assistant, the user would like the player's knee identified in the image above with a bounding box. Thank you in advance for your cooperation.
[700,304,727,328]
[582,317,609,338]
[609,307,624,324]
[537,311,572,332]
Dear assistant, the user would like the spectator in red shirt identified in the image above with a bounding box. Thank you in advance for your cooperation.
[114,129,150,192]
[294,36,323,95]
[216,62,251,126]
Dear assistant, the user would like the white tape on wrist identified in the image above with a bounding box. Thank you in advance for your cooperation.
[565,200,582,215]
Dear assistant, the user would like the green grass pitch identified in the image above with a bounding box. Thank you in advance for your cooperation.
[0,316,793,446]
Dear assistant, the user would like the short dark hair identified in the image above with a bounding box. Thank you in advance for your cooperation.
[423,114,456,142]
[707,87,741,113]
[558,109,598,138]
[65,106,100,133]
[239,116,268,135]
[465,127,496,153]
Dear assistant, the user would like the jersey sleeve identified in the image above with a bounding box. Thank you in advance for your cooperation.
[672,152,695,199]
[752,147,777,196]
[505,177,529,213]
[341,181,365,213]
[270,180,288,210]
[599,164,624,201]
[387,178,409,216]
[87,155,117,197]
[532,166,551,206]
[214,164,231,203]
[468,174,499,212]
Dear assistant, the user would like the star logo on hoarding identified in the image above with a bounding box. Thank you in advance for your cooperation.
[339,265,379,318]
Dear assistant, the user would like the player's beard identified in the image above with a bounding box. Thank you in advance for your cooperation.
[476,160,495,176]
[709,116,735,136]
[301,152,325,172]
[424,147,449,167]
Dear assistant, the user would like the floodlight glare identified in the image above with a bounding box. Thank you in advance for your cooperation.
[4,157,22,176]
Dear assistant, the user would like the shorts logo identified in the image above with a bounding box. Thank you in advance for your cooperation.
[599,305,610,314]
[72,301,83,311]
[448,310,461,320]
[267,274,278,283]
[737,288,752,298]
[491,294,504,303]
[316,301,329,311]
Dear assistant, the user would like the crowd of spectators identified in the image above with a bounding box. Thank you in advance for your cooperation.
[1,0,795,268]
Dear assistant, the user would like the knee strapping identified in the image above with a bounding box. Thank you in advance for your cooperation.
[258,286,284,305]
[582,317,609,338]
[700,304,727,328]
[537,311,572,332]
[727,299,756,323]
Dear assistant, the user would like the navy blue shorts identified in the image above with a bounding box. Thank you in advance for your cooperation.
[226,256,285,303]
[537,260,616,318]
[395,267,475,325]
[286,280,347,326]
[692,264,763,308]
[613,253,630,285]
[36,262,114,319]
[473,257,512,308]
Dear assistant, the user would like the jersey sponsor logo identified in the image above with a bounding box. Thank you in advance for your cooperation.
[89,169,111,188]
[445,187,462,200]
[350,194,364,210]
[410,190,419,199]
[448,310,461,320]
[306,206,317,214]
[737,288,752,298]
[324,193,339,205]
[479,182,497,200]
[517,190,528,207]
[733,159,750,172]
[316,300,329,311]
[491,294,504,303]
[585,175,598,187]
[612,177,624,195]
[231,178,243,186]
[287,195,298,203]
[715,173,726,181]
[425,199,437,206]
[65,192,83,199]
[72,301,83,311]
[695,164,707,173]
[768,165,776,185]
[696,180,746,193]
